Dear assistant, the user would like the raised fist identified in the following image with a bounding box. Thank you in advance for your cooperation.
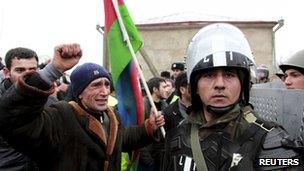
[52,43,82,73]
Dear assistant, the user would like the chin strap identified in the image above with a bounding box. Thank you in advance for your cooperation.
[206,103,237,116]
[206,99,245,117]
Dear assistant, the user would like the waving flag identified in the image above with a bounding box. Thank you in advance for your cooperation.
[104,0,144,126]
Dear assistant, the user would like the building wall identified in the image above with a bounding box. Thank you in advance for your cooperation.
[137,22,276,80]
[242,27,275,77]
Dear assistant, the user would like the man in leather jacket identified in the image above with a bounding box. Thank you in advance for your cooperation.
[0,43,165,171]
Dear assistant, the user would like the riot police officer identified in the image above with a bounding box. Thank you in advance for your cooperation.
[163,23,302,171]
[171,62,185,81]
[257,65,270,83]
[279,49,304,89]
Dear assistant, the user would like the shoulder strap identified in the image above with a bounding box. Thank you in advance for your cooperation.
[244,110,274,132]
[238,111,275,146]
[233,110,277,169]
[237,121,270,146]
[190,123,208,171]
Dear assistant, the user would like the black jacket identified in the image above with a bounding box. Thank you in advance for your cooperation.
[163,105,302,171]
[162,99,188,132]
[138,97,168,170]
[0,78,39,171]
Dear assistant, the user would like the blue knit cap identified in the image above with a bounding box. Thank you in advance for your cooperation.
[70,63,111,99]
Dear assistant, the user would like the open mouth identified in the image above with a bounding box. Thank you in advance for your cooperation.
[95,99,107,105]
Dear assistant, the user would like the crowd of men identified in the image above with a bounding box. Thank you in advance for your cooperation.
[0,23,303,171]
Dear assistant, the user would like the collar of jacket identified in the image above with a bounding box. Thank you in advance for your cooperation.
[68,101,119,156]
[189,104,243,128]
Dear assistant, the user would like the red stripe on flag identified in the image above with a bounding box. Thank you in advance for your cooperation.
[104,0,124,33]
[130,62,144,125]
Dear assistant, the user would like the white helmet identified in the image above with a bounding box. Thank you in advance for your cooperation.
[279,49,304,73]
[186,23,255,108]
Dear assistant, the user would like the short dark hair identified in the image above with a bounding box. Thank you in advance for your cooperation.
[165,78,174,87]
[5,47,39,69]
[175,72,187,97]
[147,77,166,94]
[160,71,171,79]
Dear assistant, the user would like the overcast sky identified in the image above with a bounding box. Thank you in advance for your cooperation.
[0,0,303,68]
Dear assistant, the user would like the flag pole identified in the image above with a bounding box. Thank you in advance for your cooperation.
[111,0,165,137]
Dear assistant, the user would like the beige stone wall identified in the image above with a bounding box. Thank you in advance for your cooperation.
[241,27,275,78]
[137,28,197,79]
[137,22,276,80]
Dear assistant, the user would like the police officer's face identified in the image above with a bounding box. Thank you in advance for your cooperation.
[196,68,241,108]
[3,57,38,83]
[172,69,182,79]
[284,69,304,89]
[79,77,111,112]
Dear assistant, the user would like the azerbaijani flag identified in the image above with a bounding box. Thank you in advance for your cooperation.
[104,0,144,126]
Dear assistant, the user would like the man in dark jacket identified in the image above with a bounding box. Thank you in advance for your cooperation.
[0,47,39,170]
[143,73,191,171]
[138,77,168,171]
[0,43,164,171]
[162,72,191,131]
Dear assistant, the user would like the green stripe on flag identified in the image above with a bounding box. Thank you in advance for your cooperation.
[107,4,142,85]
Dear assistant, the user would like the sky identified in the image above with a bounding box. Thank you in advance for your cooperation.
[0,0,303,69]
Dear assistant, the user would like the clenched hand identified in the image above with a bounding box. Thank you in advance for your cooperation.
[52,43,82,73]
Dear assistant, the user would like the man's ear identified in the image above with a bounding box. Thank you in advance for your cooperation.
[3,67,10,78]
[180,87,186,95]
[152,87,158,93]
